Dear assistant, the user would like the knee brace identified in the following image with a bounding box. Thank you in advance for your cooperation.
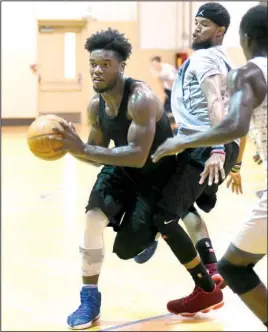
[218,259,261,295]
[80,209,108,276]
[80,247,105,276]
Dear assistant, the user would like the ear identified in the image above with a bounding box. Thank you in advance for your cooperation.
[120,62,126,73]
[244,33,250,47]
[216,26,226,37]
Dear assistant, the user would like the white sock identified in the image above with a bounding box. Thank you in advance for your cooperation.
[83,284,98,289]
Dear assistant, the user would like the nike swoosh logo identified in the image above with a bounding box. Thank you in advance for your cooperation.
[164,220,173,225]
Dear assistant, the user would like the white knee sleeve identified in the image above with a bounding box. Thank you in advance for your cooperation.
[80,209,109,276]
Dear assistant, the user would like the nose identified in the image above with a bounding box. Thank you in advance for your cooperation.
[194,24,201,34]
[94,65,103,75]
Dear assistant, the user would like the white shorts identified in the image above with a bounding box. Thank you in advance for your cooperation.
[232,189,267,255]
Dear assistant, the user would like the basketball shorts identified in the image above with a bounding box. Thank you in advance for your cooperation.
[232,189,267,255]
[85,165,168,259]
[157,141,239,220]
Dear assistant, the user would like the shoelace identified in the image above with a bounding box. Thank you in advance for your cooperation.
[183,287,201,304]
[73,292,98,316]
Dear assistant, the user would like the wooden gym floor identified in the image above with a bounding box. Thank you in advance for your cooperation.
[2,126,267,331]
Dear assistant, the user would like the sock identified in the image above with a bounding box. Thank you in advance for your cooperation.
[83,284,98,289]
[196,238,217,265]
[188,263,215,292]
[264,321,268,327]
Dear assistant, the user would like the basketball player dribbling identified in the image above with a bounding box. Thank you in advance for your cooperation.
[153,4,268,328]
[51,28,224,329]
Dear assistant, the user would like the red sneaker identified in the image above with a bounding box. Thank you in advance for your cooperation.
[167,285,224,317]
[206,263,226,289]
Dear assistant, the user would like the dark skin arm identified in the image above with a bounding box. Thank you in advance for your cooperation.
[53,86,158,168]
[71,95,110,166]
[82,87,157,168]
[152,62,267,162]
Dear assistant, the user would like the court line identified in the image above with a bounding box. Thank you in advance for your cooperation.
[101,313,173,331]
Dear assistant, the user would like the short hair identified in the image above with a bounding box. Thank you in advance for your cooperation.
[85,28,132,61]
[240,5,268,50]
[197,2,230,33]
[151,56,162,62]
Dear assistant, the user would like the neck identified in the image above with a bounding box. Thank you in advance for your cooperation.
[251,49,267,59]
[101,76,126,113]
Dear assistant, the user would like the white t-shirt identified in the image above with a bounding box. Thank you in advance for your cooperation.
[172,46,233,137]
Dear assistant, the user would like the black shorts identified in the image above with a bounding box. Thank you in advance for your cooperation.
[85,165,173,259]
[157,141,239,220]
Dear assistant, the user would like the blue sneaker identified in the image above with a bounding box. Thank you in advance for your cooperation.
[134,240,158,264]
[67,286,101,330]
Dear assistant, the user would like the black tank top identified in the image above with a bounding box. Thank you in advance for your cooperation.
[98,77,175,185]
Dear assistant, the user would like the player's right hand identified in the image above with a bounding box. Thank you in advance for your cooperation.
[227,172,243,194]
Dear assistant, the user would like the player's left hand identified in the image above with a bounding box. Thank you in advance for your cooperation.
[151,137,185,163]
[50,121,85,156]
[199,153,226,186]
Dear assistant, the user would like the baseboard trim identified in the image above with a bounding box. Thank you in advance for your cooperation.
[39,112,81,123]
[1,118,35,126]
[2,113,81,126]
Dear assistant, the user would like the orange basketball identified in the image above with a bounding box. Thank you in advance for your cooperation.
[27,114,67,161]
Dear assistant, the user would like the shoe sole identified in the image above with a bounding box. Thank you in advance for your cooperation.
[212,274,226,290]
[170,301,224,317]
[67,314,100,330]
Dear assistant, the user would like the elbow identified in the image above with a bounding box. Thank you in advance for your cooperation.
[229,122,249,140]
[133,151,147,168]
[135,157,147,168]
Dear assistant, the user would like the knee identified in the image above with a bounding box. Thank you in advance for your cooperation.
[83,209,108,249]
[183,211,204,233]
[218,258,260,295]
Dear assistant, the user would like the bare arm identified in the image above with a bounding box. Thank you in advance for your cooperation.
[236,136,247,164]
[81,89,157,168]
[201,75,225,127]
[174,66,265,148]
[74,96,109,166]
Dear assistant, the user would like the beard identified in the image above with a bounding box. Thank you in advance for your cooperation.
[92,77,118,94]
[192,38,214,50]
[93,85,111,93]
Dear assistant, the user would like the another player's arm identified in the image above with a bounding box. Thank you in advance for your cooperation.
[74,96,109,166]
[173,67,264,148]
[81,89,157,168]
[201,74,225,127]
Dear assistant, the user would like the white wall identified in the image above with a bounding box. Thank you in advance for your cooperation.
[2,2,38,118]
[221,1,260,48]
[2,1,137,119]
[2,1,260,118]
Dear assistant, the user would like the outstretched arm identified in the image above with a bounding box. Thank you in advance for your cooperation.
[152,66,264,163]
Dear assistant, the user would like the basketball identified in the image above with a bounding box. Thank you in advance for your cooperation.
[27,114,67,161]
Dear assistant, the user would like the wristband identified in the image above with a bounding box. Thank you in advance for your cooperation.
[210,149,226,156]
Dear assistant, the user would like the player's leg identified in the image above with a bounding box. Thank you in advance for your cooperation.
[67,166,131,330]
[113,187,159,261]
[153,209,223,316]
[181,143,238,288]
[218,189,267,327]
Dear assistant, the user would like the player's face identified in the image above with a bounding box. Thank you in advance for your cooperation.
[89,50,124,93]
[151,60,161,71]
[192,17,224,50]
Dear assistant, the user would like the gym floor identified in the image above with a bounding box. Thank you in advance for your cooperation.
[2,126,267,331]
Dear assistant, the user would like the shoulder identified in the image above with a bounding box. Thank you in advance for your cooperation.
[191,48,221,66]
[87,94,100,125]
[228,63,266,104]
[128,81,161,121]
